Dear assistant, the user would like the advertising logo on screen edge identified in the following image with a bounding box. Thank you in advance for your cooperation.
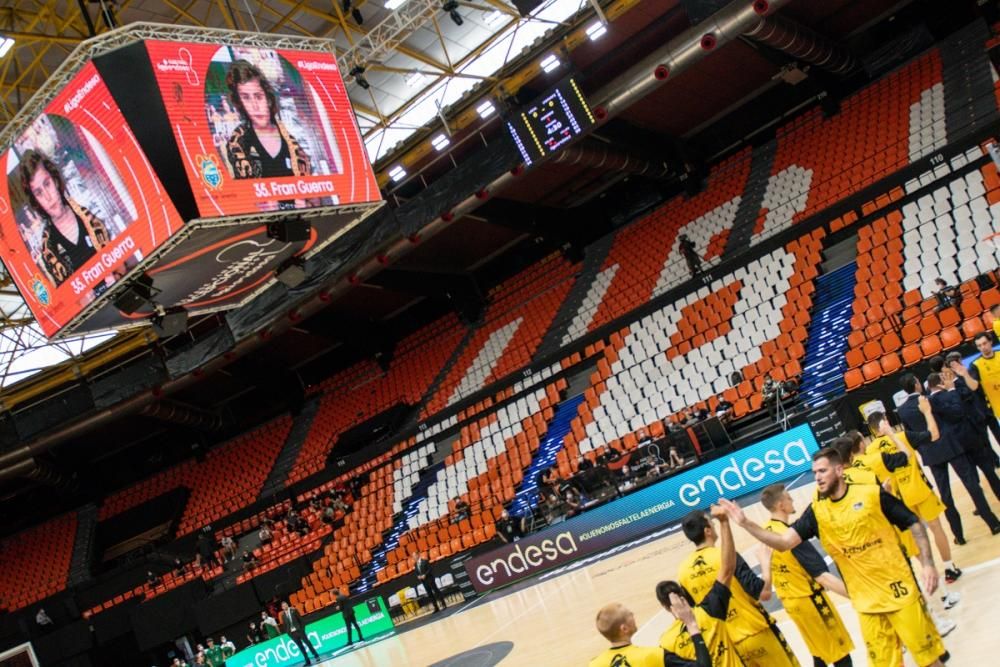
[473,532,578,586]
[180,238,288,304]
[677,437,812,507]
[198,154,223,189]
[30,275,50,306]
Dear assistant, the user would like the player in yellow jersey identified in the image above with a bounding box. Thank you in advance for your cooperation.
[720,448,948,667]
[675,510,799,666]
[865,413,962,589]
[657,505,744,667]
[758,483,854,667]
[591,597,711,667]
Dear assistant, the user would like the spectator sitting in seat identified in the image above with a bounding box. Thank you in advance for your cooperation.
[495,509,521,543]
[667,446,685,470]
[242,550,259,571]
[452,499,470,523]
[563,486,585,517]
[541,492,566,525]
[146,570,161,587]
[258,522,273,545]
[322,503,337,525]
[714,394,733,423]
[173,557,186,576]
[220,535,237,562]
[679,234,701,277]
[935,277,962,312]
[597,443,624,465]
[35,608,53,630]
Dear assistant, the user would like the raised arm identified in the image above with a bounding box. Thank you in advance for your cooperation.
[757,545,773,601]
[709,504,736,585]
[717,498,804,552]
[917,395,940,442]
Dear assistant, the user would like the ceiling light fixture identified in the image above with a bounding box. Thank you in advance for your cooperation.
[431,134,450,151]
[476,100,496,119]
[388,165,407,182]
[540,53,560,73]
[0,37,14,59]
[585,21,607,41]
[442,1,463,26]
[384,0,406,9]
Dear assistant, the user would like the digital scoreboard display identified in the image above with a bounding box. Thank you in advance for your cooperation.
[0,62,183,337]
[506,77,595,167]
[145,41,379,218]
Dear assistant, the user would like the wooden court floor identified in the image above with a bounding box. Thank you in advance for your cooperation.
[319,471,1000,666]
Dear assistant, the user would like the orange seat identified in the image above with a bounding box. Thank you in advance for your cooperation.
[880,353,901,375]
[845,368,863,391]
[901,343,921,366]
[862,361,882,383]
[939,326,962,349]
[919,335,942,359]
[963,316,987,339]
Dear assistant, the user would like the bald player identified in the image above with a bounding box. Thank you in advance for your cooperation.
[590,598,711,667]
[720,448,948,667]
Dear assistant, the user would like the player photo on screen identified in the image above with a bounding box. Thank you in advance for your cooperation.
[204,46,343,211]
[6,114,140,291]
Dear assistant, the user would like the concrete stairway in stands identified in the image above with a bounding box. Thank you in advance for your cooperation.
[510,394,585,517]
[67,504,98,587]
[260,396,321,497]
[797,261,859,407]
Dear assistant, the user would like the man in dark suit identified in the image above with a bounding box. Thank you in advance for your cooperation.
[336,588,363,646]
[280,600,320,664]
[900,373,1000,544]
[413,551,447,613]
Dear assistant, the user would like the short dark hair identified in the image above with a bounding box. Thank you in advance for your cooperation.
[760,483,786,511]
[226,59,279,125]
[935,278,946,286]
[866,411,886,432]
[926,372,943,389]
[975,332,993,345]
[928,356,944,373]
[812,447,843,465]
[991,303,1000,314]
[655,580,694,608]
[900,373,920,394]
[944,351,962,364]
[681,510,710,544]
[829,437,855,462]
[18,149,66,221]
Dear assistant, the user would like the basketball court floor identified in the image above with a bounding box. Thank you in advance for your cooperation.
[315,471,1000,666]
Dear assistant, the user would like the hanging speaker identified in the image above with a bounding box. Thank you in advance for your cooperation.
[113,273,154,314]
[512,0,545,17]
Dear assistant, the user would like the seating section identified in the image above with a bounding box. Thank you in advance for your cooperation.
[422,254,576,417]
[98,460,195,521]
[844,158,1000,388]
[768,50,944,228]
[567,150,752,338]
[0,513,77,611]
[176,417,293,535]
[569,234,823,456]
[286,315,468,485]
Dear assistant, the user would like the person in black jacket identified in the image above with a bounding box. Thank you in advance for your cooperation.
[336,588,364,646]
[947,350,1000,467]
[280,601,320,665]
[900,373,1000,542]
[413,551,447,613]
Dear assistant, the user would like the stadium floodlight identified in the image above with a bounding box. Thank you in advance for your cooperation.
[476,100,496,119]
[540,53,560,73]
[586,21,607,41]
[0,37,14,59]
[431,134,450,151]
[388,165,407,182]
[385,0,407,9]
[349,64,370,90]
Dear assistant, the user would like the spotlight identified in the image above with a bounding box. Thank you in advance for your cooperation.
[114,273,154,315]
[275,257,307,288]
[352,7,364,24]
[443,1,463,25]
[266,219,311,243]
[349,65,370,90]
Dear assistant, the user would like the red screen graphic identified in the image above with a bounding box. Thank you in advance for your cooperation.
[0,62,184,338]
[145,41,379,217]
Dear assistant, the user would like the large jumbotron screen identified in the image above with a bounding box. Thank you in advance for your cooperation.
[0,61,183,337]
[145,41,378,218]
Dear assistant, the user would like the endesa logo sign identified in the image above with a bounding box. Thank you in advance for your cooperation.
[466,424,820,591]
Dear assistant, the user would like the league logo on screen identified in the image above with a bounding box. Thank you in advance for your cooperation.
[0,62,183,337]
[145,41,379,218]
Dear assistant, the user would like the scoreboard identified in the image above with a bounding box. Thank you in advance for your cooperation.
[506,76,595,167]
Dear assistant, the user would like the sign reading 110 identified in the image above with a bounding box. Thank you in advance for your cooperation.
[507,77,595,167]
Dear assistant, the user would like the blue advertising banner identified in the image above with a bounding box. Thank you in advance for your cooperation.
[465,423,821,591]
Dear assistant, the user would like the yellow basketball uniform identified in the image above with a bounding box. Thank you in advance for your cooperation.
[843,457,919,557]
[590,643,690,667]
[793,484,945,667]
[973,351,1000,418]
[678,547,799,667]
[659,581,742,667]
[867,434,945,522]
[764,519,853,664]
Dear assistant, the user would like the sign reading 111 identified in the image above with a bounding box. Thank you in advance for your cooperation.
[507,77,596,167]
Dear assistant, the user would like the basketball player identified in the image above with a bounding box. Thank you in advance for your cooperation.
[676,509,799,666]
[657,505,743,666]
[719,448,948,667]
[591,596,712,667]
[758,483,854,667]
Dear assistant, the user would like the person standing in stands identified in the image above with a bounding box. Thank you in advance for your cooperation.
[677,510,800,666]
[679,234,701,276]
[197,528,219,568]
[414,551,447,613]
[591,597,711,667]
[897,373,1000,542]
[246,621,263,646]
[758,484,854,667]
[220,636,235,659]
[933,278,961,312]
[336,588,364,646]
[280,600,321,665]
[261,610,280,639]
[495,509,521,544]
